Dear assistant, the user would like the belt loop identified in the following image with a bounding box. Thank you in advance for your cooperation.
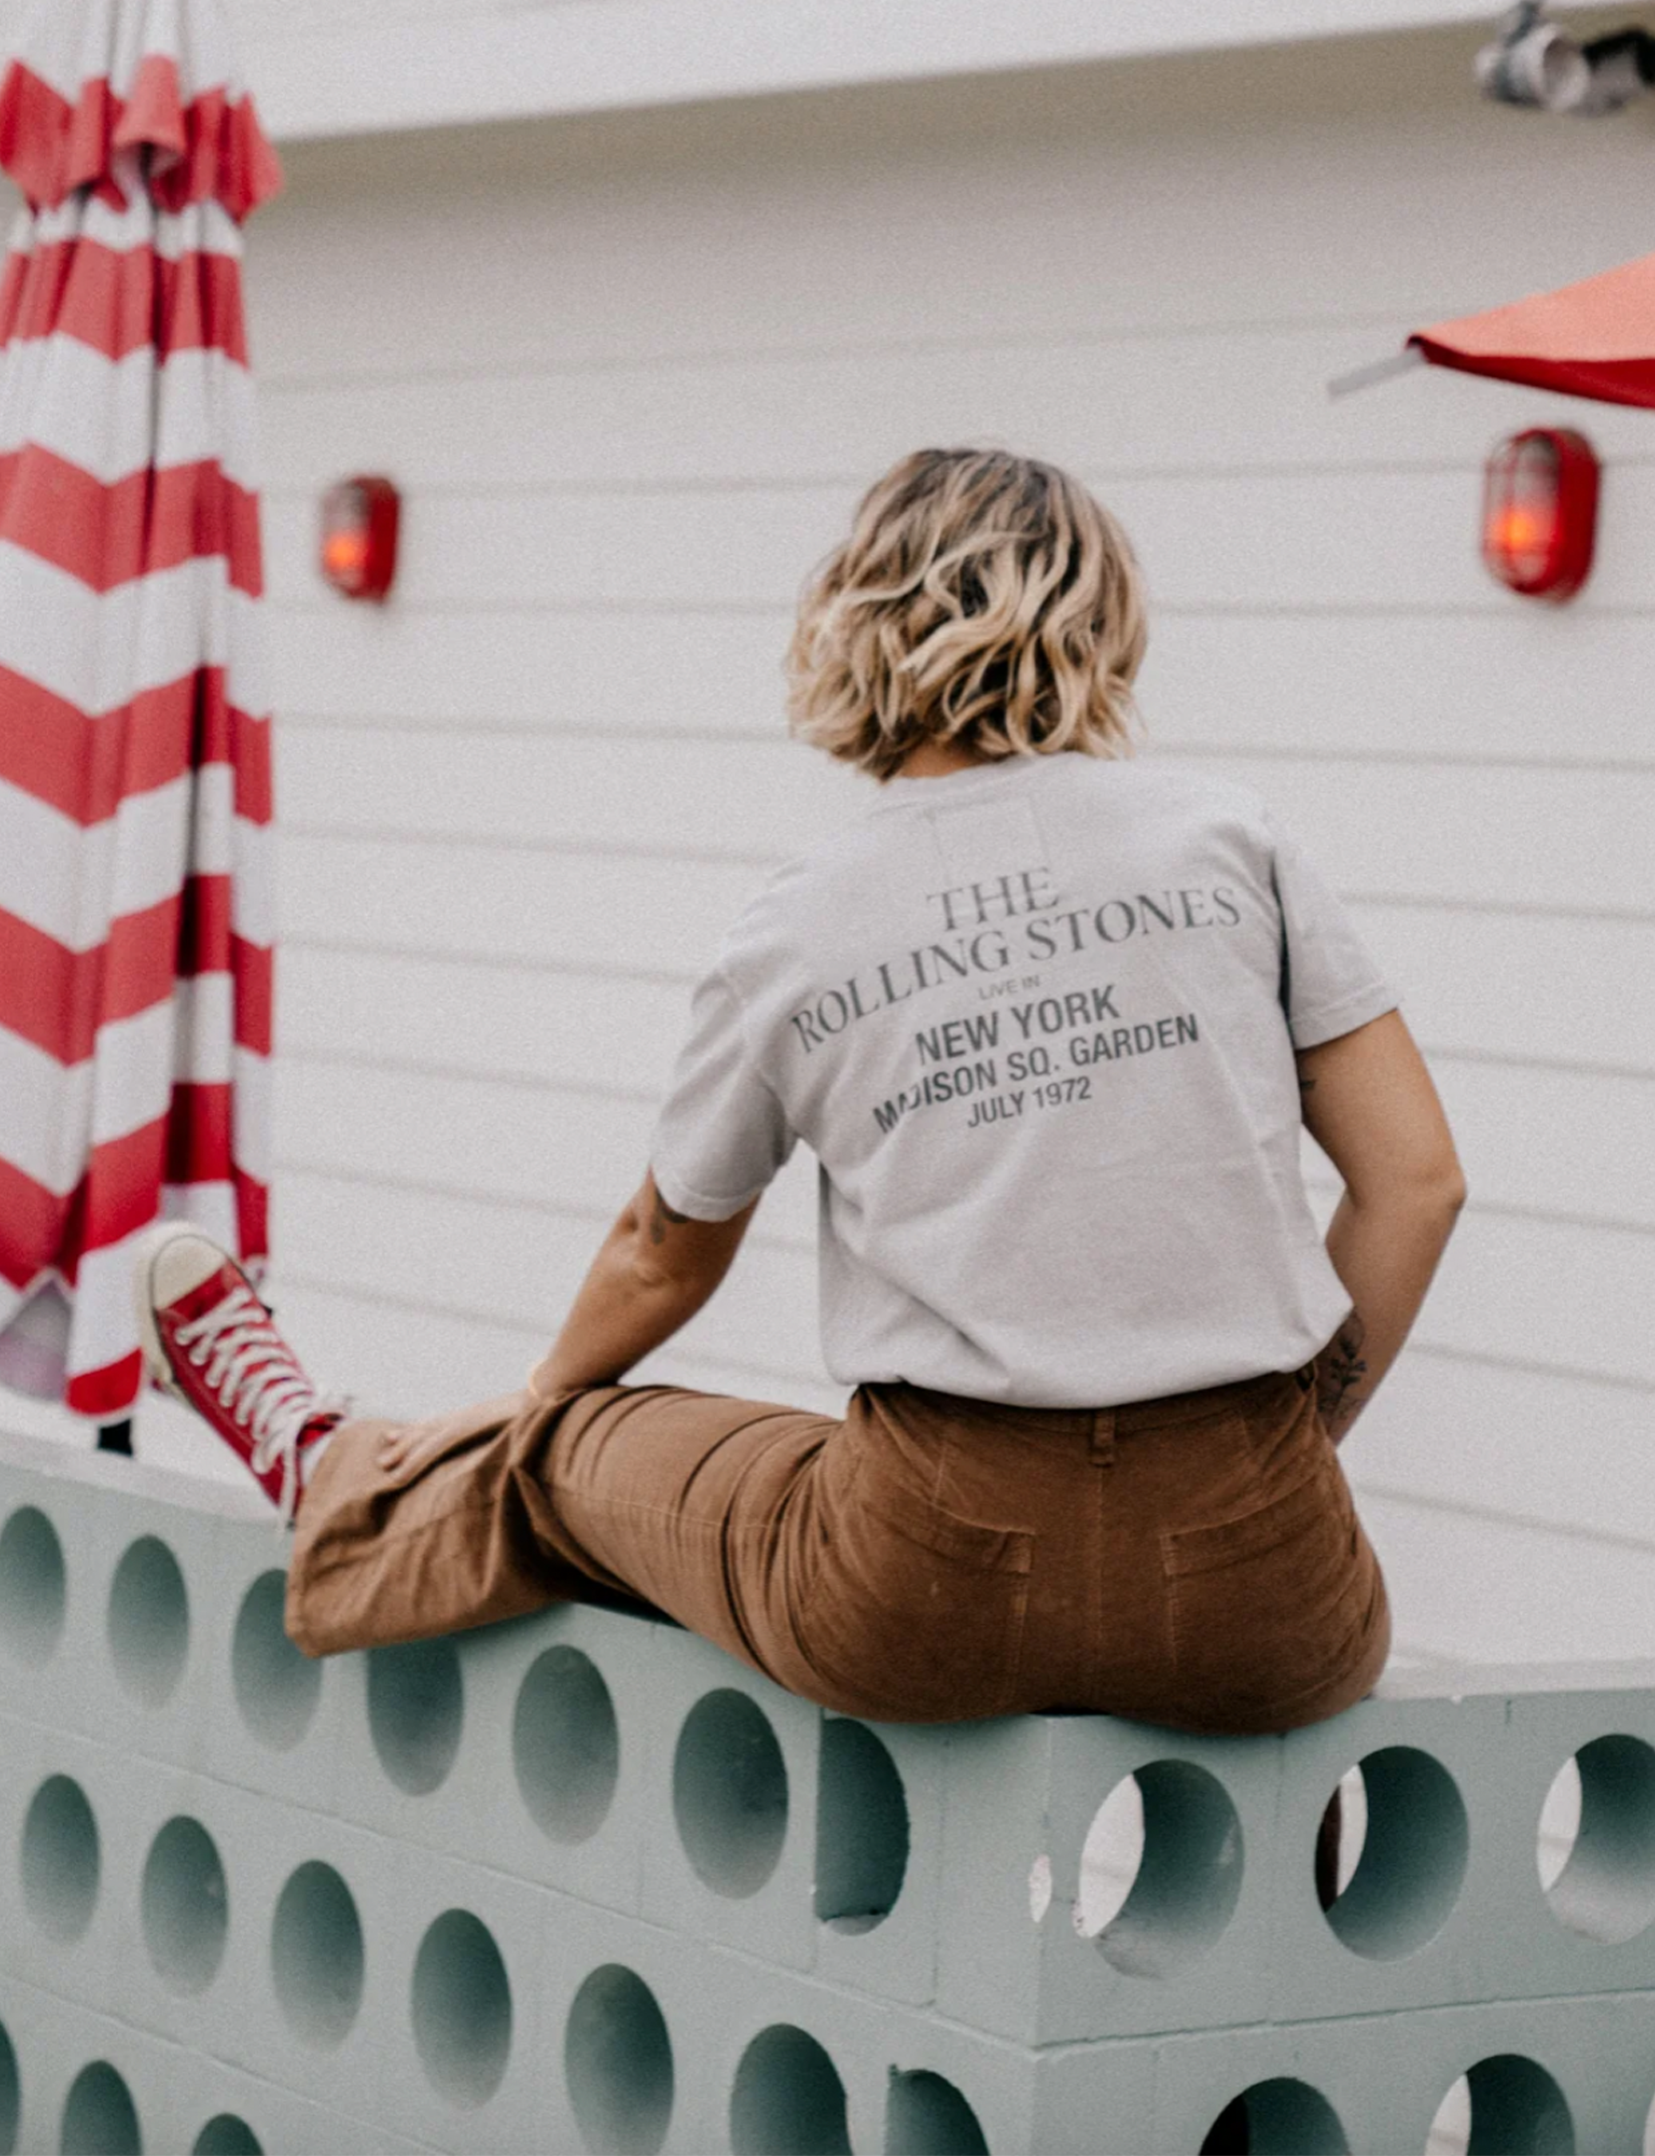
[1090,1405,1117,1464]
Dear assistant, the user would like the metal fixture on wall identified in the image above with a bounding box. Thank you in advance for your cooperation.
[1481,427,1600,601]
[1476,2,1655,115]
[320,476,400,602]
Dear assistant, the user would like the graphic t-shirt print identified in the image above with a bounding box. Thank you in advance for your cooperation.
[785,854,1237,1139]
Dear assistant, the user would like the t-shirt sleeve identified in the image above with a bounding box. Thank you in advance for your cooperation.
[648,961,797,1221]
[1269,815,1399,1049]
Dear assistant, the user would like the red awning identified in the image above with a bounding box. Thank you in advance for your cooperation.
[1408,250,1655,409]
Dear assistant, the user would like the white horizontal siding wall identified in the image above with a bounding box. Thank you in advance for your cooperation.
[244,36,1655,1663]
[5,29,1647,1661]
[1,0,1567,143]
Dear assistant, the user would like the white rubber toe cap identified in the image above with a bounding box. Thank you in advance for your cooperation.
[131,1222,241,1387]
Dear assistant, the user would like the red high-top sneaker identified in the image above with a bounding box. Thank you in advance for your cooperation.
[133,1224,346,1521]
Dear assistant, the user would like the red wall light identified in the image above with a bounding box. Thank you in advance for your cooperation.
[320,475,400,602]
[1481,427,1599,603]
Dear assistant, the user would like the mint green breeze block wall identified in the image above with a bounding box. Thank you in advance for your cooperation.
[3,1426,1655,2154]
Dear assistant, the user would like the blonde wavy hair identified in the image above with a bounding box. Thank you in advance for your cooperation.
[786,447,1147,781]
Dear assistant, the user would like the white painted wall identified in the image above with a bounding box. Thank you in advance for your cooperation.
[225,0,1562,143]
[0,0,1595,143]
[10,24,1655,1665]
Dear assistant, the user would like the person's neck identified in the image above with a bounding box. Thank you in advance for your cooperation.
[889,739,996,780]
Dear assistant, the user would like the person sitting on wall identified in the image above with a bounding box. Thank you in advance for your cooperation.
[130,446,1465,1736]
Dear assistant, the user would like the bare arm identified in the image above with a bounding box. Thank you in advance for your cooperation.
[376,1172,756,1475]
[1296,1009,1467,1442]
[526,1171,759,1399]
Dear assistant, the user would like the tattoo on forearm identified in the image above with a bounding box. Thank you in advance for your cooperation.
[1317,1318,1370,1439]
[647,1192,693,1246]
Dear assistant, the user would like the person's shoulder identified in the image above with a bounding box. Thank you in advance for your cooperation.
[1051,752,1274,835]
[714,815,873,966]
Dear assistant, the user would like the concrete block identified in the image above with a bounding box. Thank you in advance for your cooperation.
[1396,1990,1655,2156]
[67,1459,281,1776]
[1026,2036,1162,2156]
[645,1921,1157,2156]
[0,1714,143,2023]
[1148,1991,1655,2155]
[0,1972,425,2156]
[0,1743,400,2134]
[0,1977,181,2156]
[126,2042,426,2156]
[535,1889,856,2156]
[0,1462,98,1742]
[534,1886,1023,2155]
[637,1622,823,1972]
[181,1784,402,2130]
[1491,1679,1655,1998]
[0,1727,382,2093]
[534,1880,716,2156]
[0,1976,73,2156]
[11,1428,1655,2156]
[330,1598,657,1917]
[466,1599,660,1913]
[368,1840,557,2154]
[197,1537,347,1819]
[1150,2020,1401,2155]
[0,1439,258,1769]
[808,1713,947,2007]
[1267,1684,1545,2022]
[935,1713,1287,2044]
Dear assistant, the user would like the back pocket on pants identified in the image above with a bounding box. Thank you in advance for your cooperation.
[1160,1462,1364,1721]
[802,1471,1034,1723]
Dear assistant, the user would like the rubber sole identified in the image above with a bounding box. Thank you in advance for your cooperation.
[129,1219,219,1401]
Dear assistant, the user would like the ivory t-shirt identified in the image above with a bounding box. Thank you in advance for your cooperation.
[648,753,1396,1408]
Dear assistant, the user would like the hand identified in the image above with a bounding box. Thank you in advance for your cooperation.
[375,1423,446,1476]
[526,1353,587,1404]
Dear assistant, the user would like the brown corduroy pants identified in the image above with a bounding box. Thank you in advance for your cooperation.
[286,1362,1389,1734]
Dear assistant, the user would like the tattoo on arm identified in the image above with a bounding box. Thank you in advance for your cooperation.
[647,1192,693,1246]
[1316,1317,1370,1441]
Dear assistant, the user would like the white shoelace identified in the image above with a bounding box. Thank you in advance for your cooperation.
[174,1285,347,1523]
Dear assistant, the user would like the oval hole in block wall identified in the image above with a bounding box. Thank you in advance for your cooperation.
[60,2062,140,2156]
[885,2068,989,2156]
[1321,1748,1468,1962]
[0,1506,66,1666]
[729,2026,850,2156]
[815,1719,908,1933]
[412,1908,513,2110]
[0,2018,17,2156]
[141,1816,229,1995]
[192,2118,263,2155]
[270,1861,364,2049]
[563,1962,673,2156]
[1427,2056,1574,2156]
[672,1689,788,1899]
[232,1572,322,1751]
[1197,2079,1347,2156]
[512,1646,620,1843]
[1542,1736,1655,1944]
[21,1775,99,1944]
[367,1639,463,1795]
[1076,1763,1243,1978]
[107,1535,189,1706]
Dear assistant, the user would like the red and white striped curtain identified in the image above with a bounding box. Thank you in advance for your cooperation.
[0,0,281,1420]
